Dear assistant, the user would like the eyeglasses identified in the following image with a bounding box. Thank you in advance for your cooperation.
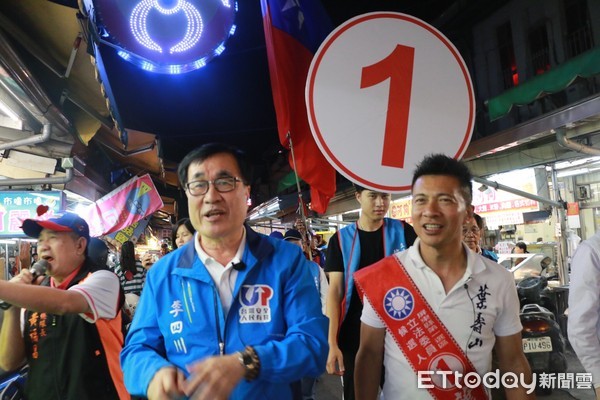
[185,176,243,196]
[462,227,481,236]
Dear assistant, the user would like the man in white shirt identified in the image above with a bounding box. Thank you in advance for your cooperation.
[354,154,533,399]
[568,230,600,399]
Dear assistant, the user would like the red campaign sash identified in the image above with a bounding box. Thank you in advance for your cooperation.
[354,255,488,400]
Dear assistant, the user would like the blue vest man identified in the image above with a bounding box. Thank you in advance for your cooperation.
[324,184,417,400]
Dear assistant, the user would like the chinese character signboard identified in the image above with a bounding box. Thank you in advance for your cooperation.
[0,191,64,238]
[107,217,150,245]
[391,197,412,223]
[472,169,540,229]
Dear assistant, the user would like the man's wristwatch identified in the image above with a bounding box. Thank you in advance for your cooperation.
[237,346,260,381]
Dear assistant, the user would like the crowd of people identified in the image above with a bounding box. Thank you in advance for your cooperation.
[0,142,597,400]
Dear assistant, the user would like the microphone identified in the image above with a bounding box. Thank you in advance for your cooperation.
[0,259,49,310]
[463,276,472,290]
[30,259,49,279]
[231,261,246,271]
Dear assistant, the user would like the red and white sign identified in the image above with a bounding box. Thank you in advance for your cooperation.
[306,12,475,192]
[473,169,540,229]
[567,202,581,229]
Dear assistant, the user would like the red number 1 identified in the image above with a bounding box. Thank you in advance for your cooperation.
[360,44,415,168]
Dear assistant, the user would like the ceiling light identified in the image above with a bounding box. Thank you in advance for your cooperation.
[556,168,589,178]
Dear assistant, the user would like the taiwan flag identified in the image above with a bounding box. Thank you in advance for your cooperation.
[261,0,336,214]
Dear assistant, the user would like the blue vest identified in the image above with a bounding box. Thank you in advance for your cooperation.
[338,217,407,321]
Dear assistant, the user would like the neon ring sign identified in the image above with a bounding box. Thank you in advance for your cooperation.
[88,0,237,74]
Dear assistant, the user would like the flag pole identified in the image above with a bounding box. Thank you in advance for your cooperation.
[287,132,313,260]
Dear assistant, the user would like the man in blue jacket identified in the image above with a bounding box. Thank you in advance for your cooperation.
[121,143,328,400]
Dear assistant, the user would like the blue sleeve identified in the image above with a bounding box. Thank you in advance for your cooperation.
[254,249,329,381]
[120,269,174,396]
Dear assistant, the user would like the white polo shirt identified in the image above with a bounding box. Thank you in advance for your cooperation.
[195,229,246,315]
[361,239,522,399]
[568,230,600,387]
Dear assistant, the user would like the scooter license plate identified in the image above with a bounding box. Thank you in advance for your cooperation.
[522,336,552,353]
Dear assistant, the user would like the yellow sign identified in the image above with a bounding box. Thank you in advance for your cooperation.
[391,198,412,222]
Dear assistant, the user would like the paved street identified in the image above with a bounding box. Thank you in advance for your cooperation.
[538,347,596,400]
[314,346,596,400]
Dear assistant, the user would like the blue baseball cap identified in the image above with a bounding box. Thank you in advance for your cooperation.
[269,231,284,240]
[22,212,90,246]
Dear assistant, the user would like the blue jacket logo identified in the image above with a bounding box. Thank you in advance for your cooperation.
[239,285,274,324]
[240,285,273,306]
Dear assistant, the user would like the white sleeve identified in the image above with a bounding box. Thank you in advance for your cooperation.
[70,270,121,323]
[361,297,385,328]
[318,268,329,315]
[492,267,523,337]
[568,242,600,385]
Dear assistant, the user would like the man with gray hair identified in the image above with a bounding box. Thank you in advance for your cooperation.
[121,143,328,399]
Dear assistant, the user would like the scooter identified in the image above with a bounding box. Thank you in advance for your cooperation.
[517,275,568,395]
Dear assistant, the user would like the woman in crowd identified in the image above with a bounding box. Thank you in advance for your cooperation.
[113,240,146,296]
[513,241,529,266]
[172,218,196,249]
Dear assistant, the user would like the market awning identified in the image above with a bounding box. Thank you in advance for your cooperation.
[487,46,600,121]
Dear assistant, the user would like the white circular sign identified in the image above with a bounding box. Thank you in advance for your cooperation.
[306,12,475,192]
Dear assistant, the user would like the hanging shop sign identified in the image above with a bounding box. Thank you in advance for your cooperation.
[473,169,540,229]
[567,202,581,229]
[390,197,412,223]
[0,191,64,238]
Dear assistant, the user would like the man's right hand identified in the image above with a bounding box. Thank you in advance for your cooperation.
[326,345,345,376]
[147,366,186,400]
[10,269,36,285]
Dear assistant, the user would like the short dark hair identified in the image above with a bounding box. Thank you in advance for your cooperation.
[473,213,484,230]
[515,242,528,253]
[88,238,108,267]
[172,218,196,248]
[354,183,390,196]
[353,183,367,193]
[177,143,253,188]
[412,154,473,206]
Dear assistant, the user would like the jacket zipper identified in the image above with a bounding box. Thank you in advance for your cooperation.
[212,288,225,356]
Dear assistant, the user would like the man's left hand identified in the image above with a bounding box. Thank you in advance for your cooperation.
[182,354,246,400]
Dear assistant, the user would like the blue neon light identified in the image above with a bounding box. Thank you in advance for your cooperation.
[214,43,226,56]
[91,0,237,74]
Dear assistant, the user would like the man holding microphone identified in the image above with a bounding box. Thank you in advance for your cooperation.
[0,212,128,400]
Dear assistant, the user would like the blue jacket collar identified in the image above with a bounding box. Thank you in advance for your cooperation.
[176,224,274,277]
